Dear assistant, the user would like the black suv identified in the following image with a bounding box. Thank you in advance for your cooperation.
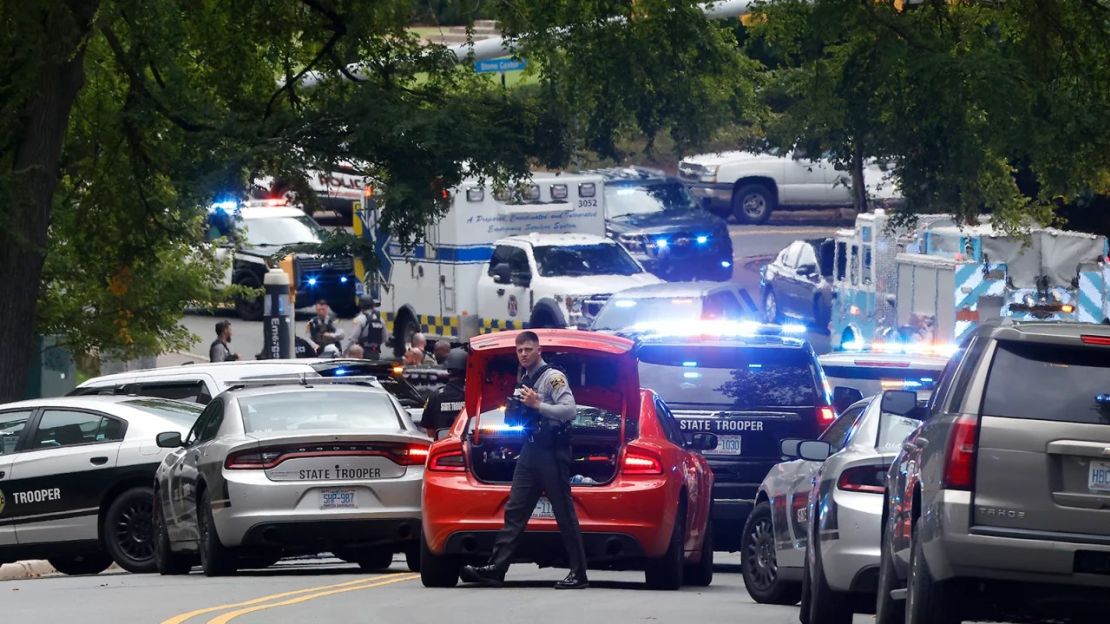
[596,167,734,281]
[628,325,836,550]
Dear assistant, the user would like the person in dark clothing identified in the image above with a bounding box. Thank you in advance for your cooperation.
[350,295,386,359]
[209,320,240,362]
[306,299,344,355]
[418,348,467,438]
[460,331,588,590]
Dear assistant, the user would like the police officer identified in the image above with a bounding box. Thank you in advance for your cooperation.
[350,295,386,359]
[306,299,344,355]
[460,331,588,590]
[418,349,467,438]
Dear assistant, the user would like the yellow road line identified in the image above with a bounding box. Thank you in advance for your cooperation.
[159,576,392,624]
[205,573,419,624]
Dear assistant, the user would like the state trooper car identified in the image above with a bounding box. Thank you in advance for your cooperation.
[0,396,202,575]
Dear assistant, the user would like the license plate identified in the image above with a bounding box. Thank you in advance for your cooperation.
[1089,460,1110,492]
[705,435,742,455]
[531,497,554,520]
[320,488,357,510]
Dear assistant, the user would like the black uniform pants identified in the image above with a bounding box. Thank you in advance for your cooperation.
[489,442,587,575]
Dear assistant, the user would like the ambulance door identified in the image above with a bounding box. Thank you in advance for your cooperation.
[477,244,531,330]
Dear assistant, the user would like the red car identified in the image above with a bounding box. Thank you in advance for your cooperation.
[420,329,717,590]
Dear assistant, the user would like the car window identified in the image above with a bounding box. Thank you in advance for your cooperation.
[654,399,686,446]
[796,244,818,271]
[31,410,125,449]
[981,341,1110,424]
[121,399,204,429]
[820,403,865,452]
[783,242,802,269]
[237,391,401,433]
[128,381,212,405]
[0,411,32,455]
[927,336,978,418]
[488,245,529,276]
[187,400,224,444]
[68,385,122,397]
[702,292,746,320]
[835,242,848,281]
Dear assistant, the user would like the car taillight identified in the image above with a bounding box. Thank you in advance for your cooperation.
[622,449,663,475]
[943,414,979,490]
[225,448,283,470]
[399,444,431,466]
[817,406,836,428]
[428,450,466,472]
[225,442,431,470]
[837,465,887,494]
[1081,334,1110,346]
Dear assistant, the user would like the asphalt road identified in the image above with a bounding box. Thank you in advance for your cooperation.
[164,216,845,367]
[1,553,879,624]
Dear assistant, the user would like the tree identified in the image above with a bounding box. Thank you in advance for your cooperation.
[0,0,756,401]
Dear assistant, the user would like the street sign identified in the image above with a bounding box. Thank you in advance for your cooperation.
[474,58,527,73]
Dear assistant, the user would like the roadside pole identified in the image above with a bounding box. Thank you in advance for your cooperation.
[262,268,292,359]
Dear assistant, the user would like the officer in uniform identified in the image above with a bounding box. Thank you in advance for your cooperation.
[460,331,588,590]
[351,295,386,359]
[418,349,467,438]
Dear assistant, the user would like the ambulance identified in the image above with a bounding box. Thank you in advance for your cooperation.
[356,173,663,350]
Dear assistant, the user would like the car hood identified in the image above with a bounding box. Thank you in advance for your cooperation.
[546,272,663,296]
[681,150,784,167]
[607,211,727,235]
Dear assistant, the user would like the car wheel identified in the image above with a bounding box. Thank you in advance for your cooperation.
[805,538,853,624]
[234,274,264,321]
[764,289,783,324]
[683,515,713,587]
[419,531,459,588]
[48,553,113,576]
[405,542,421,573]
[875,516,905,624]
[645,501,684,590]
[153,492,192,575]
[103,486,157,573]
[732,183,775,225]
[741,501,800,604]
[198,489,237,577]
[905,520,960,624]
[355,548,394,572]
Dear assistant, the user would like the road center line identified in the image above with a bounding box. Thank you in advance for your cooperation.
[205,573,419,624]
[159,576,394,624]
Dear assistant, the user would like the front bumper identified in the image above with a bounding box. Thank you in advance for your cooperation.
[684,182,735,211]
[215,467,424,548]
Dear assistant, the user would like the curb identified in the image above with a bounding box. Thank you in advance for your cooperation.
[0,560,56,582]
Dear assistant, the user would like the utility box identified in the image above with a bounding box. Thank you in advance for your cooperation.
[26,335,77,398]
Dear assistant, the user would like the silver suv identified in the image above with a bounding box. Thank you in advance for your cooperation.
[877,321,1110,624]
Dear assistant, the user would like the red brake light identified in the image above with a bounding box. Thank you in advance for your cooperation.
[817,406,836,427]
[1081,334,1110,346]
[399,444,431,466]
[943,414,979,490]
[837,465,887,494]
[428,449,466,472]
[225,449,282,470]
[224,442,430,470]
[621,449,663,475]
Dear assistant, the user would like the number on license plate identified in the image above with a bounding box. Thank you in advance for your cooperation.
[320,488,357,509]
[1089,460,1110,492]
[705,435,742,455]
[531,497,554,519]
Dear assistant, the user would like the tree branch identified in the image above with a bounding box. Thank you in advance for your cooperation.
[265,28,345,119]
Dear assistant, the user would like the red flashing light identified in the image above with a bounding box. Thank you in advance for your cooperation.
[817,406,836,427]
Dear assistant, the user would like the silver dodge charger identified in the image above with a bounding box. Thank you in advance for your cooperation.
[151,377,430,576]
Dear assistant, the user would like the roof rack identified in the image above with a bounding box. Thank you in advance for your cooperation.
[224,375,383,392]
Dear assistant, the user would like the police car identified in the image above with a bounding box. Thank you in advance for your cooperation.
[0,396,202,575]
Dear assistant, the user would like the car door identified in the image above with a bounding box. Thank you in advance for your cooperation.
[786,243,822,322]
[776,242,806,314]
[477,244,532,328]
[0,409,35,548]
[9,408,125,545]
[167,399,224,543]
[654,398,710,553]
[780,149,832,205]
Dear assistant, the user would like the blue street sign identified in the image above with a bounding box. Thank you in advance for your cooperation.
[474,58,527,73]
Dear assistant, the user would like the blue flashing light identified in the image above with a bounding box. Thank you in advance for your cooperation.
[615,299,637,308]
[696,235,709,245]
[902,380,923,389]
[340,276,349,284]
[332,368,349,376]
[209,200,238,213]
[655,238,669,249]
[1096,394,1110,406]
[482,424,526,432]
[306,277,318,287]
[782,323,807,335]
[748,363,763,369]
[683,372,701,379]
[720,260,732,268]
[921,377,934,383]
[682,361,698,367]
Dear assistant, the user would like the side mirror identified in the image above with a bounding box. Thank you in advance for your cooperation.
[832,386,864,413]
[797,264,818,277]
[798,440,833,462]
[881,390,919,416]
[689,432,718,452]
[491,263,511,284]
[156,431,183,449]
[780,438,803,459]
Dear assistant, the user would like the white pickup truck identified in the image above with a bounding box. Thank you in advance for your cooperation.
[677,150,900,224]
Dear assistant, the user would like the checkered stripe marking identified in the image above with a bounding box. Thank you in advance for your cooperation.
[480,318,523,333]
[1078,268,1106,323]
[382,312,460,339]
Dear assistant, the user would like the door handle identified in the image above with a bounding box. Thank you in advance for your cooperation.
[497,288,505,296]
[90,456,109,466]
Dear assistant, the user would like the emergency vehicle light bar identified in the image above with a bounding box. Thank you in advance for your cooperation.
[838,341,958,358]
[624,320,807,339]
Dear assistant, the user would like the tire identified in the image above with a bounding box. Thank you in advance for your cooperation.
[732,183,776,225]
[103,486,157,573]
[197,489,236,577]
[48,553,113,576]
[905,521,960,624]
[529,307,562,329]
[764,289,783,324]
[419,532,459,588]
[405,542,421,572]
[153,492,192,575]
[355,548,394,572]
[741,501,800,605]
[683,515,713,587]
[805,537,853,624]
[875,516,905,624]
[645,501,685,590]
[234,273,264,321]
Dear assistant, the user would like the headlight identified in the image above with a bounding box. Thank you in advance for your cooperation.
[618,234,646,252]
[701,165,719,183]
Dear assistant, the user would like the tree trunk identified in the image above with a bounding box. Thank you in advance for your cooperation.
[0,1,99,402]
[850,140,869,213]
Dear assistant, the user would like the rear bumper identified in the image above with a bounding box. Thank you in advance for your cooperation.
[820,489,883,592]
[442,531,646,566]
[240,518,420,550]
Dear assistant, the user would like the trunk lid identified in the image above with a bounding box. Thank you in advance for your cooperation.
[238,432,428,483]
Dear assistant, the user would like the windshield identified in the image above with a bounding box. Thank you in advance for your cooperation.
[982,341,1110,424]
[592,297,702,331]
[122,399,203,429]
[533,243,642,277]
[605,182,698,219]
[238,391,401,433]
[238,215,324,247]
[638,345,820,409]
